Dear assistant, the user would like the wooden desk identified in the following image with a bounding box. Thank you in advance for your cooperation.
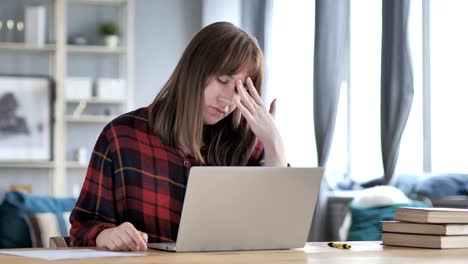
[1,241,468,264]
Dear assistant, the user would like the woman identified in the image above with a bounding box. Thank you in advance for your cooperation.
[69,22,286,251]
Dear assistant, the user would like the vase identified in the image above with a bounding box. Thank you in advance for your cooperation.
[103,35,119,48]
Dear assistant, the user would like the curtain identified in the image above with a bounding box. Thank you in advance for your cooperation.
[381,0,414,184]
[309,0,350,241]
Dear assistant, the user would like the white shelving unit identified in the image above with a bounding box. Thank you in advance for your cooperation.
[66,98,125,104]
[67,45,126,54]
[0,162,56,169]
[66,161,88,169]
[0,43,56,52]
[65,115,117,123]
[0,0,134,196]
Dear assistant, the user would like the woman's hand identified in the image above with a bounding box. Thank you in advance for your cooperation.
[96,222,148,251]
[233,77,287,166]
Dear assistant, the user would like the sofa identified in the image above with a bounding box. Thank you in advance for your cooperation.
[0,190,76,248]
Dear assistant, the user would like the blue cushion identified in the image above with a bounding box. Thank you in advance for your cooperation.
[0,191,76,248]
[414,174,468,197]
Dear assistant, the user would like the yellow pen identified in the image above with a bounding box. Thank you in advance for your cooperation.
[327,242,352,249]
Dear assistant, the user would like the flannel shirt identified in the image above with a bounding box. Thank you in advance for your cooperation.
[69,107,264,246]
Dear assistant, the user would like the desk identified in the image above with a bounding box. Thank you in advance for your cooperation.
[1,241,468,264]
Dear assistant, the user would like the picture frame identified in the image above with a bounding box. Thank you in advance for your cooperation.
[0,75,52,161]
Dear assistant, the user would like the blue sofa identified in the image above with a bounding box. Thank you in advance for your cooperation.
[0,191,76,248]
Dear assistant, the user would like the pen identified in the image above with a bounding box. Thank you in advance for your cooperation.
[327,242,352,249]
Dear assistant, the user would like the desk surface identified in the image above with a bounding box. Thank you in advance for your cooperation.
[1,241,468,264]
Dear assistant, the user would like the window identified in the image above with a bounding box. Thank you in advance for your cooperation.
[266,0,468,183]
[264,0,316,167]
[430,0,468,173]
[327,0,384,184]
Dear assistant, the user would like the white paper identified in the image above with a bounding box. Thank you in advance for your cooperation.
[0,249,146,260]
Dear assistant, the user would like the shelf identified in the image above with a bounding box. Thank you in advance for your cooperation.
[67,45,126,54]
[66,115,116,123]
[66,98,125,104]
[0,42,55,52]
[0,162,55,169]
[66,161,88,169]
[68,0,128,5]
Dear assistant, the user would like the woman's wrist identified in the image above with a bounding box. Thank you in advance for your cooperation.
[263,137,287,167]
[96,228,113,248]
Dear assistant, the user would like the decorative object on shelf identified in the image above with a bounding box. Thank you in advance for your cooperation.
[74,147,88,165]
[71,100,87,117]
[0,20,3,42]
[96,78,126,100]
[65,77,93,100]
[0,76,51,161]
[104,108,111,116]
[99,21,120,48]
[68,35,89,45]
[24,5,46,45]
[5,19,15,42]
[15,21,25,42]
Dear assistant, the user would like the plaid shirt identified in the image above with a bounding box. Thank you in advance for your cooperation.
[69,107,264,246]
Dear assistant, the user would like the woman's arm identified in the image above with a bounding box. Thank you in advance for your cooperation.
[69,128,147,251]
[69,130,117,247]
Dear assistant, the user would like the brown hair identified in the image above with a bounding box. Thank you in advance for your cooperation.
[148,22,263,165]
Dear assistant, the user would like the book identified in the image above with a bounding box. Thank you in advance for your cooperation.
[382,232,468,249]
[381,221,468,235]
[395,207,468,224]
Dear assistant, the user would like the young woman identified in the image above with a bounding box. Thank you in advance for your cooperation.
[69,22,286,251]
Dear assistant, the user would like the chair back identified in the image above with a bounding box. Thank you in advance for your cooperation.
[49,236,70,248]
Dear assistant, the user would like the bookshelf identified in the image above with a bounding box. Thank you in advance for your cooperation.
[0,42,56,52]
[67,44,126,54]
[0,0,134,196]
[65,115,117,123]
[0,162,55,169]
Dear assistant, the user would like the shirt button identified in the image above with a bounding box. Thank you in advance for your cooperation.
[183,160,189,167]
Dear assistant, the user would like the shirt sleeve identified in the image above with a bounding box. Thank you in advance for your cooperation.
[69,127,117,247]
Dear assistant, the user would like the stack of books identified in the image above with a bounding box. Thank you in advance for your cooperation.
[381,207,468,249]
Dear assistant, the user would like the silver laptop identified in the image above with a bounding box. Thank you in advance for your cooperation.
[148,167,324,252]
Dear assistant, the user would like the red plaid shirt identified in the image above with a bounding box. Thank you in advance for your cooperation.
[69,107,264,246]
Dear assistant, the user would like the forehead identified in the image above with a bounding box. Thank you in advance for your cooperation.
[219,64,255,80]
[230,71,248,80]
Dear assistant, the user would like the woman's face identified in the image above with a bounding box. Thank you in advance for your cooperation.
[203,71,248,125]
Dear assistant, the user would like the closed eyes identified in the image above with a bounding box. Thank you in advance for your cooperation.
[217,77,229,85]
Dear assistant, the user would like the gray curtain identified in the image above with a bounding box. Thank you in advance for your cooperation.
[241,0,267,49]
[309,0,350,241]
[381,0,414,184]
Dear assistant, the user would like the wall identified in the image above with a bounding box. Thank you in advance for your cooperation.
[133,0,202,108]
[201,0,241,27]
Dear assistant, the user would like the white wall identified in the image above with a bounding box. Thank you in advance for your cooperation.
[202,0,241,27]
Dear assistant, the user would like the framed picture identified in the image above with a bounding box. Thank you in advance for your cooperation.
[0,75,52,161]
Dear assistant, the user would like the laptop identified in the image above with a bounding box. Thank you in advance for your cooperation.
[148,166,324,252]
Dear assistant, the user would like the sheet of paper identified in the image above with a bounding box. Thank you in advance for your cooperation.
[0,249,146,260]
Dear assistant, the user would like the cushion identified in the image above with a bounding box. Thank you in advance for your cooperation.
[414,174,468,197]
[25,212,71,248]
[0,191,76,248]
[347,201,427,241]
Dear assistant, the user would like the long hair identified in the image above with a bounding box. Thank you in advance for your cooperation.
[148,22,264,165]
